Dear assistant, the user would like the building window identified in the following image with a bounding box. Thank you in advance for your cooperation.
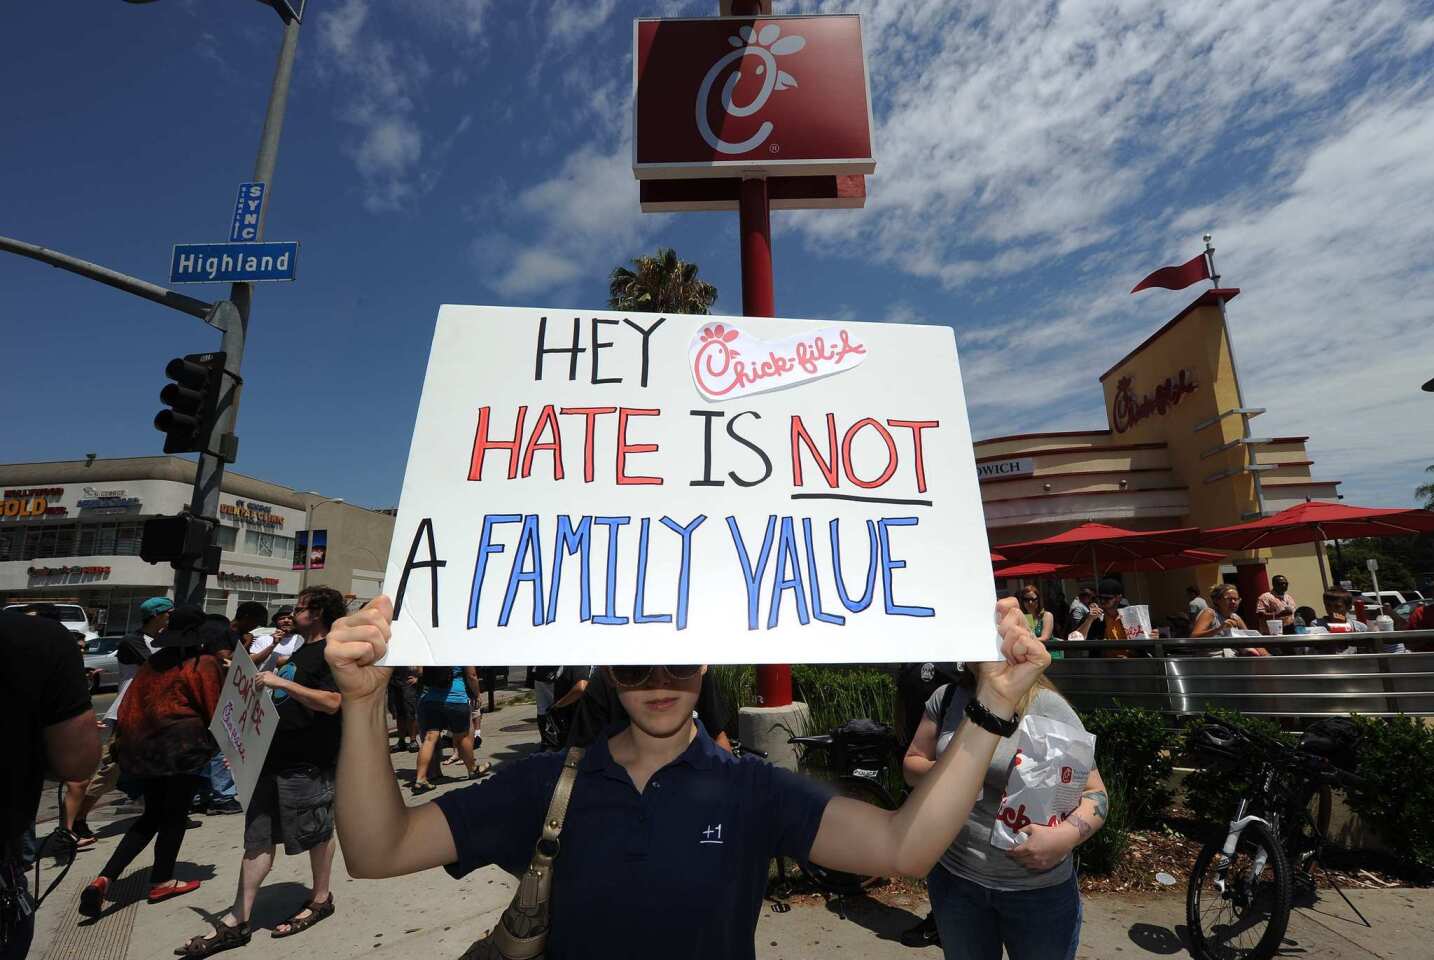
[114,522,142,556]
[214,525,238,551]
[242,529,293,559]
[0,528,17,561]
[204,589,229,616]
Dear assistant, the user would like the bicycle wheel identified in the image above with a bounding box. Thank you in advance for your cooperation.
[799,775,896,895]
[1186,819,1292,960]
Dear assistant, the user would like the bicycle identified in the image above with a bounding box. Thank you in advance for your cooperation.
[786,719,901,896]
[1185,714,1367,960]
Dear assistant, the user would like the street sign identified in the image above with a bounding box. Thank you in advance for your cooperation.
[265,0,306,24]
[229,182,267,242]
[170,242,298,284]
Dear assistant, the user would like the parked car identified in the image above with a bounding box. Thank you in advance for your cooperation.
[83,634,123,692]
[2,602,99,643]
[1361,590,1419,609]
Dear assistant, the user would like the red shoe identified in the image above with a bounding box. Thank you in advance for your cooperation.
[147,879,201,904]
[78,877,109,917]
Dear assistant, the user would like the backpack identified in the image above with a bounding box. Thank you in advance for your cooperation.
[1299,717,1362,773]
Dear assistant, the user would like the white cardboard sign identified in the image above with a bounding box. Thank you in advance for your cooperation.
[381,306,999,666]
[209,652,279,808]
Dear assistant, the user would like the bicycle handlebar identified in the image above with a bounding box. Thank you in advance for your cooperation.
[787,734,835,747]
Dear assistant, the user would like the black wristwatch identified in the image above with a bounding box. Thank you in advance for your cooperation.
[965,696,1019,737]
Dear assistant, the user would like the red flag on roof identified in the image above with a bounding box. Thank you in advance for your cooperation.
[1131,252,1211,293]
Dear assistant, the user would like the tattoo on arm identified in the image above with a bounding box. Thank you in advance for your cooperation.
[1083,790,1109,821]
[1067,811,1095,841]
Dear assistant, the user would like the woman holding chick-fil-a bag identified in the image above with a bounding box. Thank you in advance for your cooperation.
[905,669,1106,960]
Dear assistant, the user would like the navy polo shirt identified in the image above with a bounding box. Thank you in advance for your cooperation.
[435,721,832,960]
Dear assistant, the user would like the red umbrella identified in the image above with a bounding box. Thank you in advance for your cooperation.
[1068,549,1227,578]
[995,522,1203,567]
[1199,501,1434,588]
[993,561,1070,579]
[990,551,1006,563]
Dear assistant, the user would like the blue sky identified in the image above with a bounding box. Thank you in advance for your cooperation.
[3,0,1432,510]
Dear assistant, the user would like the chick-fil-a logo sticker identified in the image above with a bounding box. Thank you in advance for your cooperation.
[696,23,806,155]
[689,322,867,401]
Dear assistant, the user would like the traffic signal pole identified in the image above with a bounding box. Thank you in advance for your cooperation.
[173,15,301,607]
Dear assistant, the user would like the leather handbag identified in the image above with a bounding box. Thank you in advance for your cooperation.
[459,747,584,960]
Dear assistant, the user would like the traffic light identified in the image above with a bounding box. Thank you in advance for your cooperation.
[141,514,220,573]
[155,352,225,455]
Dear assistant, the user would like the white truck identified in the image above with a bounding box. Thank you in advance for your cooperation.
[2,602,99,642]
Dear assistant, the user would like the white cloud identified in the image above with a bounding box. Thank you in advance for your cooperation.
[487,139,666,299]
[316,0,468,212]
[548,0,620,47]
[768,0,1434,504]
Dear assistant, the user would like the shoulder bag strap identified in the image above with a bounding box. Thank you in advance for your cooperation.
[513,747,584,912]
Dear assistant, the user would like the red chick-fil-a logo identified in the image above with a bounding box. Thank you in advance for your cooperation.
[689,322,868,401]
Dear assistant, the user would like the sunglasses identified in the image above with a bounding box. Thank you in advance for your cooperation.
[608,665,702,688]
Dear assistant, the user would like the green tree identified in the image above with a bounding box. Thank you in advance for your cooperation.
[608,247,717,315]
[1417,464,1434,509]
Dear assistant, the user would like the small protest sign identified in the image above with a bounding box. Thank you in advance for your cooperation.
[381,306,1000,667]
[209,650,279,808]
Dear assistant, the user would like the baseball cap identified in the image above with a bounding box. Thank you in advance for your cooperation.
[1098,578,1124,599]
[140,596,175,617]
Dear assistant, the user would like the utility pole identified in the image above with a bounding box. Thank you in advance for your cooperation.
[174,15,302,607]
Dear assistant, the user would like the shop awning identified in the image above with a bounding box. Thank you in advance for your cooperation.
[1198,501,1434,588]
[993,522,1204,566]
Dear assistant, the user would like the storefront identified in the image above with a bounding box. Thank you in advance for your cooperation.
[978,288,1340,628]
[0,456,394,634]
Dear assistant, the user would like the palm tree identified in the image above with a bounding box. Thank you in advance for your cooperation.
[1417,464,1434,509]
[608,247,717,315]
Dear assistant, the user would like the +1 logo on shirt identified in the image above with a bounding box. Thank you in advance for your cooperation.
[700,824,723,845]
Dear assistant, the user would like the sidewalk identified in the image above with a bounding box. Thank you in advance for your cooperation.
[30,696,1433,959]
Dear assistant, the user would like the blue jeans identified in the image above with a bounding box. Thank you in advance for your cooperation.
[927,864,1082,960]
[207,750,237,801]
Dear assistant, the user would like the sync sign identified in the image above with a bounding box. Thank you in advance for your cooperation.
[229,182,266,242]
[170,242,298,284]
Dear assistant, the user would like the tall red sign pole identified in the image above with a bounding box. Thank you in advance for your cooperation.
[730,0,790,707]
[637,0,873,711]
[737,173,790,706]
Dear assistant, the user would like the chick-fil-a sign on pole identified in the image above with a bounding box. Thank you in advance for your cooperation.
[380,306,1000,668]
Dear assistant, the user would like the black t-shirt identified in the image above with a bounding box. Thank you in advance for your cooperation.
[895,662,959,748]
[263,636,341,773]
[1,612,93,855]
[565,669,730,749]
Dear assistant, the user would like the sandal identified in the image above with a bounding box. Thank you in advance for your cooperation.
[271,895,335,939]
[175,918,251,957]
[410,781,434,795]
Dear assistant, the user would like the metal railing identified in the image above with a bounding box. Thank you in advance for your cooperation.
[1045,629,1434,718]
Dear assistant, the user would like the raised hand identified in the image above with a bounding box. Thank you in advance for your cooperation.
[974,597,1051,715]
[324,595,395,704]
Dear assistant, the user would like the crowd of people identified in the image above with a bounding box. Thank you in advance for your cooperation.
[3,591,1058,960]
[8,569,1430,960]
[1012,573,1434,657]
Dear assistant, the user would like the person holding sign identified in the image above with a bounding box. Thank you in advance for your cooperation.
[321,595,1046,960]
[79,607,226,917]
[176,587,345,956]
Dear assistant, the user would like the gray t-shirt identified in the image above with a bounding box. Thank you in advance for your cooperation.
[923,684,1087,890]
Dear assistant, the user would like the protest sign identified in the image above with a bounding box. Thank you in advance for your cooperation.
[209,650,279,808]
[381,306,1000,666]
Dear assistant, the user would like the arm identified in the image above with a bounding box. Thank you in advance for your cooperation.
[1188,608,1220,638]
[551,677,589,710]
[328,598,460,878]
[1007,766,1108,872]
[1038,611,1054,644]
[249,644,272,666]
[902,713,939,787]
[44,710,102,782]
[464,666,481,701]
[807,601,1048,879]
[256,672,342,714]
